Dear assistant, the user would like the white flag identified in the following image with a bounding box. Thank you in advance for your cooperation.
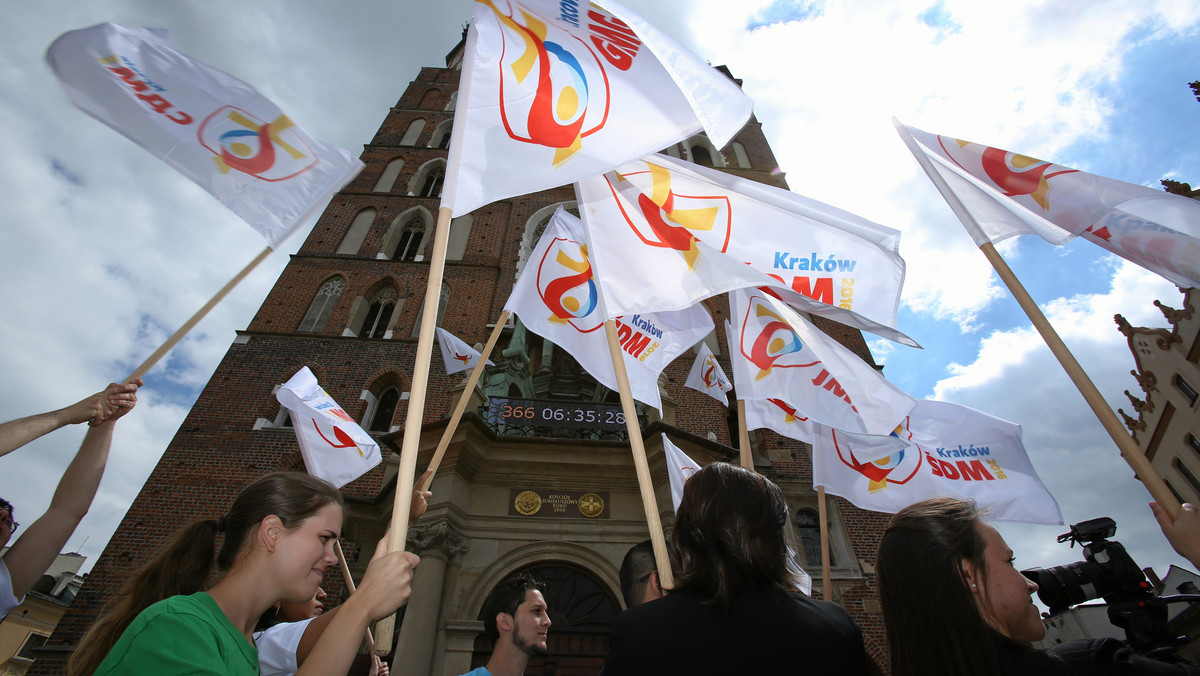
[813,399,1063,524]
[684,343,732,405]
[661,434,701,513]
[576,153,914,346]
[742,397,909,463]
[436,327,494,375]
[442,0,752,216]
[275,367,382,488]
[727,289,914,436]
[504,208,713,410]
[46,23,364,248]
[899,121,1200,288]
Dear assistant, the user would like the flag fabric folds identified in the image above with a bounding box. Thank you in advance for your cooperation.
[727,289,914,436]
[504,208,713,410]
[683,342,732,405]
[813,399,1063,524]
[661,434,700,513]
[46,23,364,249]
[275,367,382,488]
[442,0,753,216]
[741,397,909,463]
[576,153,914,345]
[436,327,494,375]
[899,121,1200,288]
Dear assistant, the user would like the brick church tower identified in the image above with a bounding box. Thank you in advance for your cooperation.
[32,36,895,675]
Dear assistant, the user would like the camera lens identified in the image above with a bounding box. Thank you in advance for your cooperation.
[1022,561,1105,614]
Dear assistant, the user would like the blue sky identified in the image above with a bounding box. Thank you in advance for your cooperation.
[0,0,1198,604]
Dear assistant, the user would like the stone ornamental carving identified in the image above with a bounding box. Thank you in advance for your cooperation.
[1118,408,1145,433]
[1124,389,1153,414]
[406,520,469,557]
[1155,299,1193,332]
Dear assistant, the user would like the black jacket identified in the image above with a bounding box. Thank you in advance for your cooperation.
[600,586,867,676]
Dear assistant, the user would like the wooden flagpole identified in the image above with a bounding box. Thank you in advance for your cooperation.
[376,206,453,652]
[736,399,753,469]
[604,319,674,590]
[817,486,832,601]
[125,245,273,383]
[334,541,376,653]
[420,310,510,489]
[893,119,1180,516]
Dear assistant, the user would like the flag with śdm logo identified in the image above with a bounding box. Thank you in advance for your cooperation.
[441,0,752,216]
[276,366,382,489]
[900,121,1200,288]
[46,22,363,249]
[503,207,713,411]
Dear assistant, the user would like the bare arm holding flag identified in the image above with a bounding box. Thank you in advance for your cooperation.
[0,382,139,458]
[2,379,141,609]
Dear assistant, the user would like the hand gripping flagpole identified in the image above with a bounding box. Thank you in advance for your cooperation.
[420,310,510,489]
[894,118,1179,517]
[124,246,273,383]
[376,206,453,653]
[604,319,675,590]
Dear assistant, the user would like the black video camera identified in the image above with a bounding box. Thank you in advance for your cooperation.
[1022,517,1166,649]
[1022,517,1150,614]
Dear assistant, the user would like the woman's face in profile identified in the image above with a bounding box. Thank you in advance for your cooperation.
[970,522,1045,644]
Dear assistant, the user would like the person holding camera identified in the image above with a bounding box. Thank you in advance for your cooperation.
[877,497,1200,676]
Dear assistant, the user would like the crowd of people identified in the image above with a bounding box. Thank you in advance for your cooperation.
[5,386,1200,675]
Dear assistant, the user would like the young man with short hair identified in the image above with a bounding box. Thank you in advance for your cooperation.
[461,573,551,676]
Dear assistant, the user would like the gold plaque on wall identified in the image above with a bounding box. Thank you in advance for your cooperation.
[514,490,543,516]
[508,489,609,519]
[577,492,604,518]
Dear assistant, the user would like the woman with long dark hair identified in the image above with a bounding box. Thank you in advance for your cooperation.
[601,462,867,675]
[878,497,1200,676]
[69,472,418,676]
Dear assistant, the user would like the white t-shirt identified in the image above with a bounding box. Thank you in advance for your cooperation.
[0,557,24,619]
[0,557,25,620]
[254,617,314,676]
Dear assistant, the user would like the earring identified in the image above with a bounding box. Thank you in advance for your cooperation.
[971,583,977,590]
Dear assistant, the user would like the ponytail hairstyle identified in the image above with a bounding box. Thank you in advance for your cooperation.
[878,497,1002,676]
[68,473,342,676]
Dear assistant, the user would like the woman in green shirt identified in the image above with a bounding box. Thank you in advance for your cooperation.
[69,472,419,675]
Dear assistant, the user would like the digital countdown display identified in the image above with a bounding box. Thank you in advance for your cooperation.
[486,398,627,430]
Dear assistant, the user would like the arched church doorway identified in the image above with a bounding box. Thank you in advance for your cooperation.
[470,562,621,675]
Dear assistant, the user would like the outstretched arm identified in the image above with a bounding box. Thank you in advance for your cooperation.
[3,380,141,598]
[0,382,140,459]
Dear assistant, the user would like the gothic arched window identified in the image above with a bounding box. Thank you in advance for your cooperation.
[336,208,376,255]
[419,167,445,198]
[357,288,398,339]
[393,217,425,262]
[368,387,401,432]
[373,158,404,193]
[795,509,826,568]
[299,277,344,333]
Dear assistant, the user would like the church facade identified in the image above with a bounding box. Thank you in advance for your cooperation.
[33,36,896,675]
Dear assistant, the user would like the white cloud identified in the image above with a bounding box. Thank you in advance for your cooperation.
[930,261,1188,572]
